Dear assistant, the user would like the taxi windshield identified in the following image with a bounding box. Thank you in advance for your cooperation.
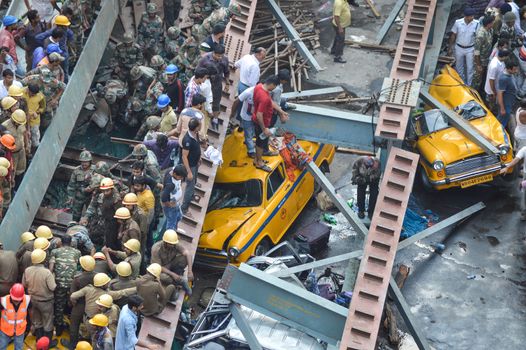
[208,179,263,211]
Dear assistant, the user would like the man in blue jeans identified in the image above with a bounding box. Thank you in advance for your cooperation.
[179,118,202,215]
[231,85,256,157]
[497,59,519,128]
[161,164,187,229]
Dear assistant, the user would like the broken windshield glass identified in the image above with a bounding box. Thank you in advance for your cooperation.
[208,179,263,211]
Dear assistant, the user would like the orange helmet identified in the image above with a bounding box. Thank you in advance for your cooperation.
[0,134,15,151]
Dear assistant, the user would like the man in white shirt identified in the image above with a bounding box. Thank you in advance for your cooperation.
[0,69,22,99]
[448,8,479,86]
[234,47,267,94]
[484,49,510,111]
[230,86,256,157]
[199,65,214,128]
[500,145,526,220]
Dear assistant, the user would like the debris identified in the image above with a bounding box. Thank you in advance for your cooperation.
[316,191,335,211]
[467,275,476,280]
[322,213,337,225]
[384,303,400,345]
[293,221,331,254]
[430,242,446,253]
[364,0,381,18]
[394,264,410,289]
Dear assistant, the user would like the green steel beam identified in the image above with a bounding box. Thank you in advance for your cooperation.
[0,0,120,250]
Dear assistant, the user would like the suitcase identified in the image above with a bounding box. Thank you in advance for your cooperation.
[293,221,331,254]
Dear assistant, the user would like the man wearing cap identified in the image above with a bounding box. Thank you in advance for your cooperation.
[2,110,27,186]
[157,94,178,134]
[136,263,175,316]
[500,11,522,48]
[176,35,200,72]
[151,229,193,295]
[163,64,185,113]
[112,33,144,83]
[22,249,56,345]
[36,16,74,80]
[114,208,142,248]
[67,151,95,222]
[0,243,18,297]
[164,26,184,59]
[94,294,120,338]
[485,49,510,112]
[30,51,66,82]
[352,156,381,219]
[473,15,496,93]
[138,3,164,58]
[189,0,221,23]
[448,8,479,86]
[0,16,23,75]
[107,261,137,301]
[16,232,34,278]
[66,222,96,255]
[195,3,242,41]
[49,235,80,335]
[0,283,30,350]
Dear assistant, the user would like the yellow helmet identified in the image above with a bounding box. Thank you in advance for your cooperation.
[0,157,10,169]
[1,96,17,110]
[88,314,109,327]
[11,109,26,125]
[54,15,71,26]
[93,252,106,260]
[35,225,53,239]
[79,255,95,271]
[33,237,50,250]
[7,85,23,97]
[162,229,179,245]
[95,294,113,308]
[99,177,114,190]
[123,238,140,253]
[0,166,7,177]
[93,273,111,287]
[75,341,93,350]
[122,193,138,205]
[31,249,46,264]
[20,231,35,243]
[116,261,132,277]
[146,263,162,278]
[113,207,131,220]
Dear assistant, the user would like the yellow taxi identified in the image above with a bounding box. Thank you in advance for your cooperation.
[196,129,335,267]
[410,66,513,190]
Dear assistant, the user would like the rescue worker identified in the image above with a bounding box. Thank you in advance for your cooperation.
[137,3,164,59]
[69,273,136,320]
[189,0,221,23]
[164,27,184,60]
[87,161,129,198]
[66,221,96,255]
[67,150,95,222]
[81,178,121,248]
[65,255,96,350]
[0,166,8,215]
[107,262,137,308]
[75,341,93,350]
[158,94,178,134]
[140,115,162,141]
[133,176,156,224]
[22,249,56,346]
[136,263,175,316]
[112,33,144,82]
[195,3,242,41]
[0,284,30,350]
[95,294,120,339]
[122,193,149,252]
[16,232,34,277]
[96,80,128,120]
[49,235,80,335]
[33,237,51,265]
[114,207,141,246]
[351,156,381,220]
[93,252,110,274]
[35,225,61,251]
[2,109,27,188]
[163,64,185,114]
[88,314,113,350]
[0,242,18,296]
[151,229,193,295]
[104,239,142,279]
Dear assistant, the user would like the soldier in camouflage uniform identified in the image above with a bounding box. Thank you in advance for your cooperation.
[132,144,161,183]
[112,33,144,83]
[188,0,221,23]
[96,80,128,121]
[49,235,81,335]
[174,35,200,82]
[473,15,495,91]
[164,26,184,60]
[137,3,164,61]
[195,3,242,42]
[66,222,96,255]
[127,65,161,124]
[87,161,129,198]
[67,151,95,222]
[80,178,121,249]
[22,67,66,130]
[62,1,84,67]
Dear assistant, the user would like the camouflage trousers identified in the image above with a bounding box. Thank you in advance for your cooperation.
[71,194,91,222]
[70,25,84,69]
[472,65,487,93]
[54,286,71,328]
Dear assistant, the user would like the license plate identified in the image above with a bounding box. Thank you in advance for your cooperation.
[460,174,493,188]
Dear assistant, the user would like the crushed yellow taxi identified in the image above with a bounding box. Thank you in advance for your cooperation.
[196,129,335,267]
[410,66,513,190]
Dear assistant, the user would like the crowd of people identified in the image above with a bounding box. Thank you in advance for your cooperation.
[0,0,305,348]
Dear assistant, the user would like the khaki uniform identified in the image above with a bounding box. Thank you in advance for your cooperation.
[108,277,137,308]
[16,241,33,278]
[69,271,97,348]
[94,260,111,274]
[117,218,141,246]
[0,250,18,296]
[85,189,121,248]
[136,273,175,316]
[103,304,120,336]
[22,264,56,332]
[151,241,188,285]
[2,119,26,176]
[112,251,141,279]
[70,284,136,318]
[132,207,149,255]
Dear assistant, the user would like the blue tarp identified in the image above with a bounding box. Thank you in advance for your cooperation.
[401,195,439,239]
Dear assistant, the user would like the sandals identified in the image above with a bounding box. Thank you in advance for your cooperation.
[254,163,272,172]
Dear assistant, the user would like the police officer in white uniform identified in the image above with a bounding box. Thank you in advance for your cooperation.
[448,7,479,86]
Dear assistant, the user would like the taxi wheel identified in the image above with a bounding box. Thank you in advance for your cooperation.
[254,238,271,256]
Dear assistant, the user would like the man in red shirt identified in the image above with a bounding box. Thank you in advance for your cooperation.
[0,17,21,75]
[251,76,279,172]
